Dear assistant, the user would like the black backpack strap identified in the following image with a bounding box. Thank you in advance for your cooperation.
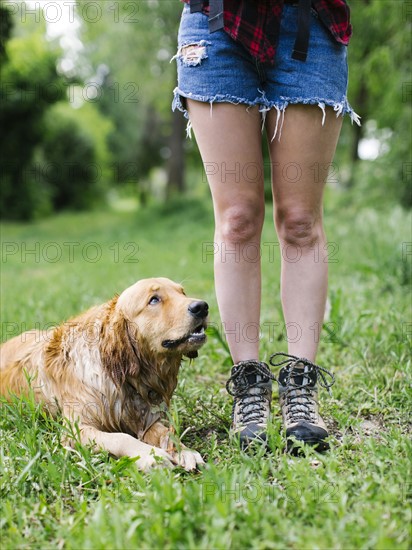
[189,0,224,32]
[189,0,203,13]
[292,0,312,61]
[209,0,224,32]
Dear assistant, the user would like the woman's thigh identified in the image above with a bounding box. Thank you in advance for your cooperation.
[187,101,265,224]
[266,104,343,223]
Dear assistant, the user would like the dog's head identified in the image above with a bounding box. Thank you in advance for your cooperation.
[101,278,208,389]
[117,277,208,357]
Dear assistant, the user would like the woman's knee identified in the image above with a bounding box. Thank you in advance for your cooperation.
[217,204,264,244]
[275,207,324,249]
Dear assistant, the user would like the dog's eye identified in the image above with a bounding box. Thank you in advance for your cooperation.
[148,295,161,305]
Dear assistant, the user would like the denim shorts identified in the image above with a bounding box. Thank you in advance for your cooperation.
[172,3,360,138]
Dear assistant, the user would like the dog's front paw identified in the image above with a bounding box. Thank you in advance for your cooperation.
[135,449,175,472]
[171,448,205,471]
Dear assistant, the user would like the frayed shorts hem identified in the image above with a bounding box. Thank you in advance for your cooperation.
[172,87,361,140]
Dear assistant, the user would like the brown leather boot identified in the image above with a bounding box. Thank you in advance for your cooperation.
[270,353,335,452]
[226,360,274,448]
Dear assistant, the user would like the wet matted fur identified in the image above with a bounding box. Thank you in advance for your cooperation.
[0,278,208,471]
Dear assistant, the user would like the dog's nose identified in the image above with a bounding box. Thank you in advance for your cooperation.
[188,300,209,319]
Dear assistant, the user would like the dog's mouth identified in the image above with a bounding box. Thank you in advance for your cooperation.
[161,322,207,351]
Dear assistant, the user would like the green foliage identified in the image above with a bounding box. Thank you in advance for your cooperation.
[348,0,410,125]
[344,0,412,207]
[39,101,113,211]
[77,0,181,113]
[49,100,113,177]
[1,197,411,548]
[76,0,183,187]
[41,115,98,211]
[0,4,115,219]
[0,21,67,219]
[0,2,13,60]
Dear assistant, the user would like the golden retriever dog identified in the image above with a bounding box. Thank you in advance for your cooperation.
[0,278,208,471]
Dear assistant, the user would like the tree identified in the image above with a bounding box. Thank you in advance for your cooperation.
[76,0,185,199]
[40,101,113,211]
[344,0,411,206]
[0,6,66,219]
[0,2,114,219]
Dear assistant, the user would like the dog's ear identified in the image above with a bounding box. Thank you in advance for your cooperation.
[100,310,141,388]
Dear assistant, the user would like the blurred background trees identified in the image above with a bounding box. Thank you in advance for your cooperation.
[0,0,410,220]
[343,0,411,207]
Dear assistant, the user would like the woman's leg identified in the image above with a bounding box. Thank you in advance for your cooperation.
[187,100,273,446]
[187,100,265,363]
[267,105,343,361]
[267,104,342,450]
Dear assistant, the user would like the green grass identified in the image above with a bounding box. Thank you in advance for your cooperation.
[1,193,411,549]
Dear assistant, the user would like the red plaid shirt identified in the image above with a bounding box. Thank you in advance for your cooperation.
[181,0,352,64]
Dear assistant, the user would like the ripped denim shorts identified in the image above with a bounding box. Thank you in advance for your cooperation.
[172,3,360,139]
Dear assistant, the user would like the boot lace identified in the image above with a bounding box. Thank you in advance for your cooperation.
[226,361,274,424]
[270,353,335,424]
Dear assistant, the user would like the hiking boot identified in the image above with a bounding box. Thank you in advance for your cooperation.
[226,360,274,448]
[270,353,335,453]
